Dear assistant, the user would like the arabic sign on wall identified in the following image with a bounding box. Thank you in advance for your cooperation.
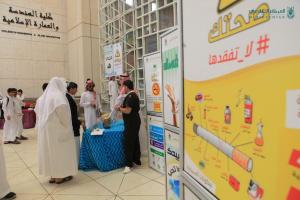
[0,4,61,40]
[104,43,123,77]
[144,53,163,115]
[147,115,165,174]
[182,0,300,200]
[165,130,180,200]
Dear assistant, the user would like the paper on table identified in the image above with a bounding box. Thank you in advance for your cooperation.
[91,128,104,136]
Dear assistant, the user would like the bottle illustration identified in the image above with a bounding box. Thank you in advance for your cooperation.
[255,121,264,146]
[151,64,158,82]
[224,105,231,124]
[244,95,253,124]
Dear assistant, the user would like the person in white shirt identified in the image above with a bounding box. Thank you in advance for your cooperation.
[15,89,27,140]
[17,89,25,101]
[3,88,20,144]
[108,76,118,112]
[0,139,16,199]
[80,80,102,129]
[35,77,78,184]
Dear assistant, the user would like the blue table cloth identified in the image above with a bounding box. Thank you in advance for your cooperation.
[79,120,126,171]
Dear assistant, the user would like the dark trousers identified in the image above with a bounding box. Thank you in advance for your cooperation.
[124,121,141,167]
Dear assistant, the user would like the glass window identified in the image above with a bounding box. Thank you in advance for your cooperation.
[144,34,157,54]
[159,6,174,30]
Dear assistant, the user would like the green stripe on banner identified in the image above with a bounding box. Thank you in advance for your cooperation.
[150,148,164,157]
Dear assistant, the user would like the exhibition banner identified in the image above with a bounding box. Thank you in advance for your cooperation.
[182,0,300,200]
[147,115,165,174]
[104,44,113,77]
[144,53,163,115]
[161,29,182,130]
[103,43,123,77]
[113,43,123,76]
[165,130,180,200]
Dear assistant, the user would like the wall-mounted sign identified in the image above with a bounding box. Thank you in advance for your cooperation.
[0,4,61,40]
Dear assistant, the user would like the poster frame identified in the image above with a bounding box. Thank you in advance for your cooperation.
[147,115,165,174]
[181,172,218,200]
[160,27,183,135]
[143,51,163,118]
[178,0,219,199]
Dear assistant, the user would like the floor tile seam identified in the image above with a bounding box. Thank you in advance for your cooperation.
[50,194,116,197]
[14,150,51,196]
[48,178,99,195]
[116,179,153,195]
[42,194,52,200]
[151,179,166,186]
[131,170,161,182]
[115,173,126,195]
[92,177,121,196]
[83,170,121,181]
[119,195,165,196]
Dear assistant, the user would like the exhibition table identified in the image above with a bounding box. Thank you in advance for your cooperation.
[22,109,36,129]
[0,109,36,129]
[79,120,126,172]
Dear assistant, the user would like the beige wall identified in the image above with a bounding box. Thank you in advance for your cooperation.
[0,0,68,98]
[0,0,101,98]
[66,0,101,95]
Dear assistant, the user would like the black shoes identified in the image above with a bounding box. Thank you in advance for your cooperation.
[134,160,142,166]
[4,140,21,144]
[16,135,28,140]
[0,192,16,200]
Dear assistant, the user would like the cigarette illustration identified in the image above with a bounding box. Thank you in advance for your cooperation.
[193,123,253,172]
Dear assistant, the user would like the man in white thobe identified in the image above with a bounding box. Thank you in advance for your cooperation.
[35,77,78,184]
[80,80,102,129]
[0,140,16,199]
[108,76,118,112]
[15,92,27,140]
[2,88,20,144]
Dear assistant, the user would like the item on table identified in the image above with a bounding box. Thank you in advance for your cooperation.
[101,113,111,129]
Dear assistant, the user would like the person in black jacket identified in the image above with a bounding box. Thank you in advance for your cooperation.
[116,80,141,174]
[66,82,81,165]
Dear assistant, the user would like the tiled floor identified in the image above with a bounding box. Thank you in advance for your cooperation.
[1,129,166,200]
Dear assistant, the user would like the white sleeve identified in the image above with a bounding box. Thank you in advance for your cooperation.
[108,82,112,96]
[96,94,102,111]
[79,93,90,107]
[2,97,8,115]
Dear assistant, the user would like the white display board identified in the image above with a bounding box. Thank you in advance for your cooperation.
[104,44,114,77]
[161,29,182,131]
[165,130,180,200]
[144,53,163,115]
[182,0,300,200]
[104,42,123,77]
[147,115,165,174]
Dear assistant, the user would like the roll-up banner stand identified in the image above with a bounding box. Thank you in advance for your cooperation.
[161,27,183,200]
[161,28,183,133]
[181,0,300,200]
[165,129,181,200]
[144,52,163,117]
[147,115,165,174]
[144,52,165,174]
